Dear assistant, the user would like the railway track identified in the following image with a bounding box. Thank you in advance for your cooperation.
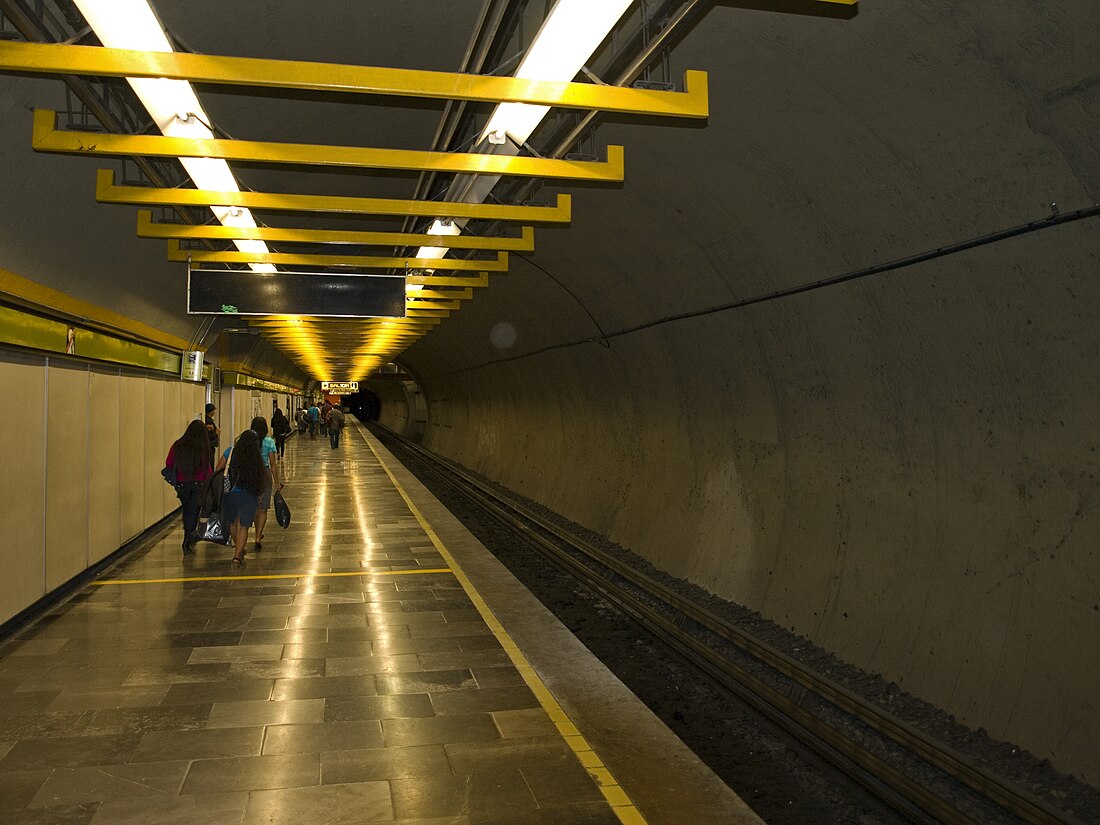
[372,425,1085,825]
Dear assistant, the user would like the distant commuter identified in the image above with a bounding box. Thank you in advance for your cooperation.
[320,400,332,437]
[271,407,291,458]
[296,408,308,435]
[308,403,320,438]
[215,430,264,565]
[328,406,345,449]
[164,420,213,554]
[204,402,220,461]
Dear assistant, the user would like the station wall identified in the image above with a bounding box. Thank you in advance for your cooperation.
[0,351,206,624]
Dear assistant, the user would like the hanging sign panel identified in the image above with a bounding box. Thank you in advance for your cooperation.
[321,381,359,394]
[187,268,406,317]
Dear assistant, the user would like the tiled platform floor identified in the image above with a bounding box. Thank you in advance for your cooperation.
[0,425,627,825]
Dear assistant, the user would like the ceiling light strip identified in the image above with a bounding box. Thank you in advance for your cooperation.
[70,0,275,273]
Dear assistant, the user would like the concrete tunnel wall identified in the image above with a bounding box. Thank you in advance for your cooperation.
[383,3,1100,783]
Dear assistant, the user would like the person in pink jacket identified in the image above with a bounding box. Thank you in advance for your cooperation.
[165,420,214,554]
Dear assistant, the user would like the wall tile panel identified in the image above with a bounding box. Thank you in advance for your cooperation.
[88,370,121,563]
[0,355,47,620]
[45,363,90,589]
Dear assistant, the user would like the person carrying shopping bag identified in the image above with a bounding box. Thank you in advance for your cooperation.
[214,430,265,565]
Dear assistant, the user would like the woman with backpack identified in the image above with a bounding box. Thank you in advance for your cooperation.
[164,419,213,554]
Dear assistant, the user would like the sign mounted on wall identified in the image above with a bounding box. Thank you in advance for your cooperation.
[187,268,406,318]
[181,349,204,381]
[321,381,359,394]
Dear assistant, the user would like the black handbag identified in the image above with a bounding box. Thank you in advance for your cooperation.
[273,490,291,529]
[198,452,234,546]
[199,511,233,546]
[160,465,179,490]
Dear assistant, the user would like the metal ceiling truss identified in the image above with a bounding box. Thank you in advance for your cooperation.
[0,0,198,223]
[0,2,725,382]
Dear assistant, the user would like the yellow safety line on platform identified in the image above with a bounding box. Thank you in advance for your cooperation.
[91,568,452,586]
[358,430,650,825]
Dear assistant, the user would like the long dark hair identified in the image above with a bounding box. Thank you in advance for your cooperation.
[250,415,269,440]
[174,420,211,476]
[229,430,264,495]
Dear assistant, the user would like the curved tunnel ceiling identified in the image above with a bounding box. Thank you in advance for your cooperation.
[0,0,730,383]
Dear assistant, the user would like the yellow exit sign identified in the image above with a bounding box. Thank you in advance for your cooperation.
[321,381,359,394]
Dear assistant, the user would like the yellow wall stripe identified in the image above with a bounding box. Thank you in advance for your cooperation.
[0,266,191,352]
[0,304,181,373]
[357,429,651,825]
[91,567,452,586]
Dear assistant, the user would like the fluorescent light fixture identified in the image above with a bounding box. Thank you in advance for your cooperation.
[72,0,276,273]
[418,218,461,259]
[407,218,461,295]
[415,0,632,265]
[479,0,633,146]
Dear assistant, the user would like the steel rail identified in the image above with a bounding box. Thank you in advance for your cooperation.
[378,428,1086,825]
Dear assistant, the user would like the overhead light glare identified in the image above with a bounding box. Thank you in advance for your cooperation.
[422,0,630,273]
[72,0,275,273]
[480,0,633,146]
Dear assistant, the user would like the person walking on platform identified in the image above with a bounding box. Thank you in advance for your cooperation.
[164,420,213,554]
[307,402,320,439]
[204,402,220,465]
[248,416,282,551]
[271,407,291,459]
[320,400,332,438]
[295,407,308,435]
[214,430,264,565]
[328,405,345,448]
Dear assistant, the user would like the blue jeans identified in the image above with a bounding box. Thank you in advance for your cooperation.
[178,481,203,540]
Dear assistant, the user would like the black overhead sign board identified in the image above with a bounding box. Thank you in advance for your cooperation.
[187,269,406,318]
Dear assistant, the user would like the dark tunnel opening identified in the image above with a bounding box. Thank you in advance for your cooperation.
[348,389,381,423]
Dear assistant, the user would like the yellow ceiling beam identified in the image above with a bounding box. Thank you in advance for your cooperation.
[34,110,625,181]
[250,319,441,329]
[407,272,490,288]
[0,42,708,118]
[405,300,461,311]
[97,170,572,224]
[408,288,473,300]
[137,211,535,251]
[167,240,507,270]
[254,321,433,328]
[256,324,438,335]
